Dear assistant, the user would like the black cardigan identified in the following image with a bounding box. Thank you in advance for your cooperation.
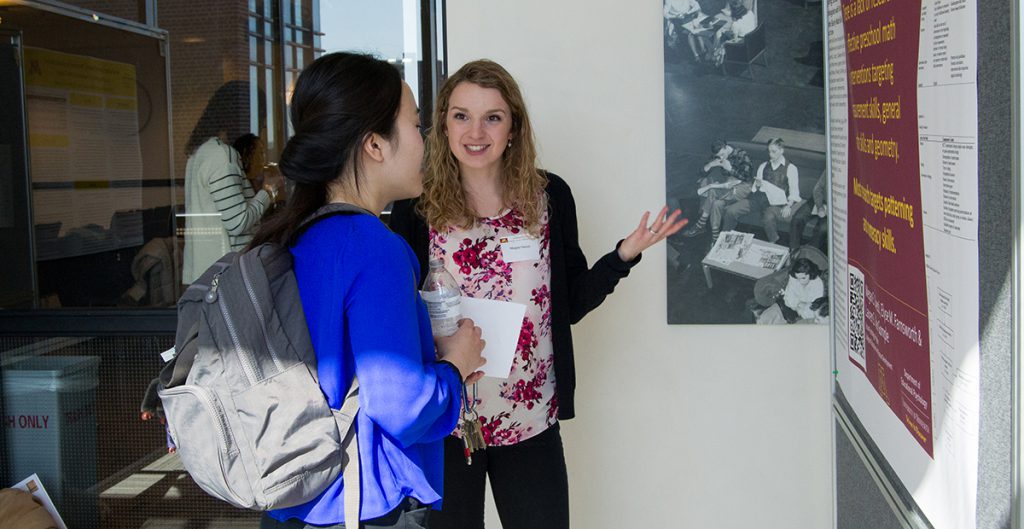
[388,172,640,420]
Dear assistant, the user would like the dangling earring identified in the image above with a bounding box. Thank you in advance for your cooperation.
[507,138,513,148]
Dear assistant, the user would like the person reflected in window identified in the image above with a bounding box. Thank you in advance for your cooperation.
[182,81,284,284]
[389,59,686,529]
[234,132,285,212]
[233,132,267,189]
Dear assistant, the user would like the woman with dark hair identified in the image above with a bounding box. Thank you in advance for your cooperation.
[257,52,485,529]
[389,59,686,529]
[232,133,265,184]
[757,257,825,324]
[182,81,284,284]
[233,132,284,206]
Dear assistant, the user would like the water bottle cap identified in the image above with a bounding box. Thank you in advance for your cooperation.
[428,257,444,269]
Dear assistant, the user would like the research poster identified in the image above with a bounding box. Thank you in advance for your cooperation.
[829,0,980,527]
[24,47,144,259]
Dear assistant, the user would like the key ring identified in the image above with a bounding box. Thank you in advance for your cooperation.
[462,382,479,415]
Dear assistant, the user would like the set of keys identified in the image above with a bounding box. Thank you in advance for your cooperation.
[460,382,486,464]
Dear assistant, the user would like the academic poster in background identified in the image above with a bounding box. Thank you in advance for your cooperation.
[24,47,144,259]
[829,0,980,527]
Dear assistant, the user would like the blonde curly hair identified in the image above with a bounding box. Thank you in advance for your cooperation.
[418,59,548,233]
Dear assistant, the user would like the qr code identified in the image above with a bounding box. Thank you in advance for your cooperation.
[848,266,866,369]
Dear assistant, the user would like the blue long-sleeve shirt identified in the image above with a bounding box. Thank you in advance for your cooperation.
[268,213,463,524]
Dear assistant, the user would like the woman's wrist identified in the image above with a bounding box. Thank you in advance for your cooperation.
[436,359,465,381]
[614,239,642,265]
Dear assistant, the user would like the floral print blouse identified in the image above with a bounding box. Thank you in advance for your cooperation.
[429,207,557,446]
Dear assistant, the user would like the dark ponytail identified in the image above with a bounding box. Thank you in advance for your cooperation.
[248,52,403,248]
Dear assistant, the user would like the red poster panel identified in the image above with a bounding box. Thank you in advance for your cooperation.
[843,0,933,456]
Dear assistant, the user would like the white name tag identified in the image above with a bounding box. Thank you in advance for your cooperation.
[161,346,177,363]
[500,234,541,263]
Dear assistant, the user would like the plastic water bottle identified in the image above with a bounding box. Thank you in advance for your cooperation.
[422,258,462,337]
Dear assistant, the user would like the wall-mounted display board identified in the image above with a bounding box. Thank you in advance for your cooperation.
[830,0,1016,528]
[24,46,146,259]
[0,2,175,309]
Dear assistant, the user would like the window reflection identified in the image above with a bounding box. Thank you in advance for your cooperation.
[0,6,174,309]
[0,0,319,309]
[0,1,435,309]
[1,1,441,528]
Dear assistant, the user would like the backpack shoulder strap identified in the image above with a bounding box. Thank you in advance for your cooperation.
[306,202,374,223]
[338,379,360,529]
[288,202,374,246]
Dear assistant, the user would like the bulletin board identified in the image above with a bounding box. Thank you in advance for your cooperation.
[0,2,173,261]
[828,1,1014,528]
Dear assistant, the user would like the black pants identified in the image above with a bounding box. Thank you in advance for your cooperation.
[428,423,569,529]
[789,201,828,253]
[260,497,427,529]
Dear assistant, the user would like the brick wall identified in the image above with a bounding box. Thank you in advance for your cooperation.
[159,1,251,183]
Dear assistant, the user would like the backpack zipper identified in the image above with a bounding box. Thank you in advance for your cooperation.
[192,386,234,453]
[175,386,250,508]
[239,255,285,373]
[211,272,261,385]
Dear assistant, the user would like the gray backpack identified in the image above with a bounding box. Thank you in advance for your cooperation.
[158,204,367,525]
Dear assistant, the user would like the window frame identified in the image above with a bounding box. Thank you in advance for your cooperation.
[0,1,176,336]
[0,0,447,336]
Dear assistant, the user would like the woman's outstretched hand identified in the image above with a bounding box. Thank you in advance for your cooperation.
[617,206,688,262]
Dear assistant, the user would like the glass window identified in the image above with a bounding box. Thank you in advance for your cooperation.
[0,6,175,311]
[0,2,443,525]
[320,0,423,104]
[0,0,319,310]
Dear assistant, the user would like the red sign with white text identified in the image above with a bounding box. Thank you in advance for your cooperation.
[843,0,933,456]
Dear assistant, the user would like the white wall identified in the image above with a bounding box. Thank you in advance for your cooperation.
[445,2,834,528]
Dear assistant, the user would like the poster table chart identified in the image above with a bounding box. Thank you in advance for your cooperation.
[701,238,789,289]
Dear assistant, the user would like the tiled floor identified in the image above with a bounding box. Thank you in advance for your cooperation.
[2,337,263,528]
[99,452,261,528]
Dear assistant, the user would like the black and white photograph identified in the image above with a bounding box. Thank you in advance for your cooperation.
[663,0,828,325]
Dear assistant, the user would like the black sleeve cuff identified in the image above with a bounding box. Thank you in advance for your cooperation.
[608,239,642,271]
[435,359,462,380]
